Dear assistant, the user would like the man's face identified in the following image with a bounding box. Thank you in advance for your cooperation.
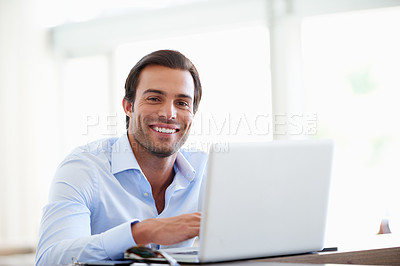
[127,65,195,157]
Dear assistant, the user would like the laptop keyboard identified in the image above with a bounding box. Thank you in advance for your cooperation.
[170,250,198,255]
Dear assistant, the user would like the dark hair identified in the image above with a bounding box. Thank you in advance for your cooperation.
[124,49,202,129]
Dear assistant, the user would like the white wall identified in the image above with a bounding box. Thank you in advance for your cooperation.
[0,0,59,247]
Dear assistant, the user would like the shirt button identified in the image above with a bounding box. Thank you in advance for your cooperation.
[143,192,149,197]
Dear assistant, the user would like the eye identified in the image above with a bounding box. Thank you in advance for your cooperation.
[147,97,160,102]
[176,101,190,108]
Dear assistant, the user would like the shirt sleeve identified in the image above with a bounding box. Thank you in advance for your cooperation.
[35,157,138,266]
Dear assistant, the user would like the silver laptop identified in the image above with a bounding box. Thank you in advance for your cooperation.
[146,139,333,263]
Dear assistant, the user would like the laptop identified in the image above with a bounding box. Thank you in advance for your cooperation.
[127,139,334,263]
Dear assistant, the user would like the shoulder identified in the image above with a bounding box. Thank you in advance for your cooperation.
[59,137,120,171]
[50,137,119,202]
[68,137,118,160]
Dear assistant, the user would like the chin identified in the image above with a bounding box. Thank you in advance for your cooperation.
[148,143,179,157]
[150,146,178,157]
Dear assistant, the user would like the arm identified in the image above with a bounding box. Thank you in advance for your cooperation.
[35,158,136,265]
[35,201,136,265]
[36,157,202,265]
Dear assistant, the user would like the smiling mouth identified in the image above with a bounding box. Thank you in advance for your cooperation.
[150,126,179,134]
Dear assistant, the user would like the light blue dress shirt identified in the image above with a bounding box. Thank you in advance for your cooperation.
[35,133,208,266]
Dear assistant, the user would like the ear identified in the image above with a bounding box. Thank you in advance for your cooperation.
[122,98,133,117]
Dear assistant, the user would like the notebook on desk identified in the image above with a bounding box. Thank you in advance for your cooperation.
[126,139,334,263]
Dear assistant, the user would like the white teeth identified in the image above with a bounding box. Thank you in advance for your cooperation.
[153,126,176,134]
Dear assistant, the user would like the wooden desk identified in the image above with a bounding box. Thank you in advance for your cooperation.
[252,246,400,265]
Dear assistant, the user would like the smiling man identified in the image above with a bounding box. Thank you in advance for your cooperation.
[35,50,207,265]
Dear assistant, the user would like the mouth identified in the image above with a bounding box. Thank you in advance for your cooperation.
[150,125,180,134]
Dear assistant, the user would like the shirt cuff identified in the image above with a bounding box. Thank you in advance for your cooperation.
[101,220,140,260]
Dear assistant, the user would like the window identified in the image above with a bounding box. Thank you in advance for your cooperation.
[302,7,400,245]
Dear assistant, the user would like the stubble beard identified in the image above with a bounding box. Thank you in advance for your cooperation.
[130,117,190,158]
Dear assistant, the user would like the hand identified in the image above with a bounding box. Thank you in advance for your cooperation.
[131,212,201,246]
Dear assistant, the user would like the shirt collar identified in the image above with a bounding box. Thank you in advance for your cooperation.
[175,152,196,182]
[111,133,141,174]
[111,133,196,182]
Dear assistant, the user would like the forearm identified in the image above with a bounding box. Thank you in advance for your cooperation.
[36,220,136,265]
[36,235,106,266]
[35,199,137,266]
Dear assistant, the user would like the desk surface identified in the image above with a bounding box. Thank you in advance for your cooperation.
[1,238,398,266]
[2,246,396,266]
[252,246,400,265]
[246,233,400,265]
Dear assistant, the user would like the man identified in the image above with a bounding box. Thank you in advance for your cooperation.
[35,50,208,265]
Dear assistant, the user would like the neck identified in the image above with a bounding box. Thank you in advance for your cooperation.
[127,133,177,193]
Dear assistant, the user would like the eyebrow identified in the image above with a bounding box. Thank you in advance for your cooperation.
[143,89,166,96]
[143,89,193,101]
[176,93,193,101]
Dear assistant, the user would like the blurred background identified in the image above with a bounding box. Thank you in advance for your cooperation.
[1,0,400,260]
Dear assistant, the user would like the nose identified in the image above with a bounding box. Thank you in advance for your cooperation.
[158,101,177,121]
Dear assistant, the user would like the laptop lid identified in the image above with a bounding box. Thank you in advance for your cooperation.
[196,139,334,262]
